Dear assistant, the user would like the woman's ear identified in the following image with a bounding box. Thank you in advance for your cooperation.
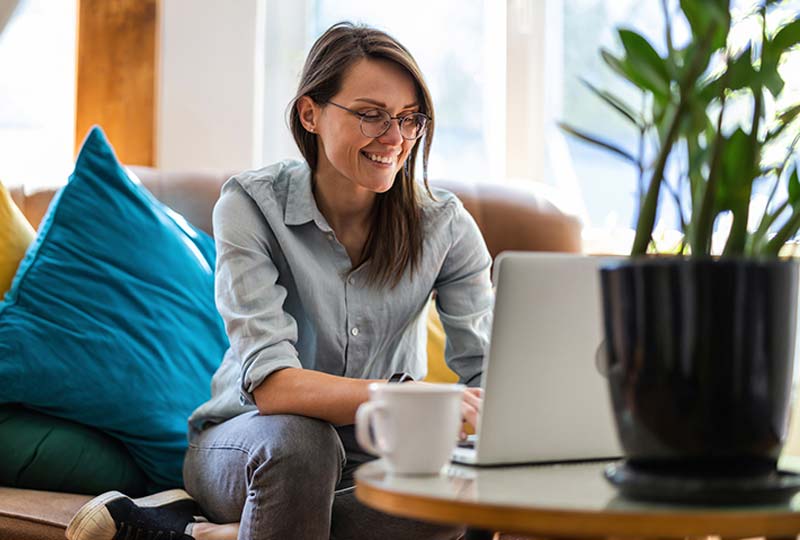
[297,96,319,134]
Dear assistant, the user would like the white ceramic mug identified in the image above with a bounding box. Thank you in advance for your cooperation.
[355,382,465,475]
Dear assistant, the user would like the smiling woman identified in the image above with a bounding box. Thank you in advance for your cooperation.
[290,44,435,285]
[68,22,491,540]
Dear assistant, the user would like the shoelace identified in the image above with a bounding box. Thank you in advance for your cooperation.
[113,521,181,540]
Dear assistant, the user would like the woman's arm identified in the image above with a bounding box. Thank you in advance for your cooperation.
[253,368,382,425]
[434,199,494,388]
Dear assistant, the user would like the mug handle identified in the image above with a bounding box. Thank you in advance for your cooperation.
[355,401,392,456]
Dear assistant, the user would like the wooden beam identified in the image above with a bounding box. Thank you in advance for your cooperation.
[75,0,158,165]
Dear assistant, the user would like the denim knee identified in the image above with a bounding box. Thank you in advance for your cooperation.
[245,414,345,491]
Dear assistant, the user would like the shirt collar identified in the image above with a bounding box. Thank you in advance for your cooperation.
[283,164,332,232]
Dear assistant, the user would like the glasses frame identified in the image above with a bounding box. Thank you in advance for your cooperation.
[325,101,429,140]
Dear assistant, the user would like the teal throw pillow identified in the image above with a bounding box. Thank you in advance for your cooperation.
[0,126,228,490]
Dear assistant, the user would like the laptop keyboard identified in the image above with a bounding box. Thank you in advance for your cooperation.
[457,435,477,449]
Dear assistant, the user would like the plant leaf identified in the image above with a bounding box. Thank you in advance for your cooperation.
[780,103,800,125]
[760,55,785,97]
[760,18,800,97]
[716,128,758,212]
[600,48,669,106]
[789,163,800,209]
[618,29,671,99]
[680,0,731,52]
[557,122,637,164]
[580,78,643,127]
[771,17,800,53]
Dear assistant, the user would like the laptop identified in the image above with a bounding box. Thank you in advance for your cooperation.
[451,251,623,466]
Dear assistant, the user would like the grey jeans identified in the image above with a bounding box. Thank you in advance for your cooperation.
[183,411,463,540]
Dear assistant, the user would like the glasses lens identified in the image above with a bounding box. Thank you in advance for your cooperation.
[360,109,392,138]
[400,114,427,140]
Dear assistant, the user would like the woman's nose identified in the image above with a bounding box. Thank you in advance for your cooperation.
[377,119,403,145]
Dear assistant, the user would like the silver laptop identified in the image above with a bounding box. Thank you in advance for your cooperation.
[451,251,623,466]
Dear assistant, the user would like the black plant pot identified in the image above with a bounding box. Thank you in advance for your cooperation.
[600,257,798,478]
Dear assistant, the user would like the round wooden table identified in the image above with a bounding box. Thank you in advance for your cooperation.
[355,458,800,539]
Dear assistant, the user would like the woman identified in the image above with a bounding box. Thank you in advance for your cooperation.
[69,22,492,540]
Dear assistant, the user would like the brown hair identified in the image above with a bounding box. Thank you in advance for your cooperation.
[289,22,435,288]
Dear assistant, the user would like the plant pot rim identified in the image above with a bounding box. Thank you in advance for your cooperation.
[600,255,799,271]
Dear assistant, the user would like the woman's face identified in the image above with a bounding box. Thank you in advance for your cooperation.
[304,58,420,194]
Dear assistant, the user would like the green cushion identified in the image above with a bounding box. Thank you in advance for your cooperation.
[0,405,149,496]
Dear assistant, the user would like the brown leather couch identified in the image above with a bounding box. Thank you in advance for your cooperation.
[2,167,582,540]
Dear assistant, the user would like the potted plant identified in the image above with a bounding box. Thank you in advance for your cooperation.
[561,0,800,503]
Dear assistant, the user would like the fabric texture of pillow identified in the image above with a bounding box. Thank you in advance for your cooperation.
[0,404,149,496]
[0,126,228,490]
[0,181,36,297]
[424,303,458,384]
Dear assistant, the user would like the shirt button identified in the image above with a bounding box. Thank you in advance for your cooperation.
[348,277,355,285]
[351,327,359,336]
[327,233,334,241]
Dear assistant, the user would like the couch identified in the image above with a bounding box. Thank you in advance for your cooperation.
[2,166,582,540]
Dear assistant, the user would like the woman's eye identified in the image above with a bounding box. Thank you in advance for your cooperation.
[362,113,384,122]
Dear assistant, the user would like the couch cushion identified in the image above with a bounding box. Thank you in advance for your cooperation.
[0,405,148,496]
[0,126,228,490]
[0,181,36,297]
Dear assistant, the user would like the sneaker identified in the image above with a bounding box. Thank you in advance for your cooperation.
[66,489,201,540]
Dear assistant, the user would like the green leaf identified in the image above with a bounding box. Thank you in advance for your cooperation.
[600,48,669,106]
[697,46,757,105]
[680,0,731,52]
[600,49,628,79]
[760,55,785,97]
[580,78,643,127]
[618,29,671,98]
[717,128,757,212]
[789,164,800,209]
[771,18,800,53]
[767,104,800,141]
[727,46,758,91]
[779,103,800,125]
[760,18,800,97]
[557,122,637,164]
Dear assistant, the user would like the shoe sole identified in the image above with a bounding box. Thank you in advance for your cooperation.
[65,489,193,540]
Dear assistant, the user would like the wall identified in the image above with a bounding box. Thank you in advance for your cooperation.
[157,0,265,171]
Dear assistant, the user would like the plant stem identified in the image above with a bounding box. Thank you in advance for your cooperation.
[725,9,767,256]
[662,0,674,58]
[692,70,731,256]
[765,209,800,255]
[631,34,713,256]
[724,88,762,256]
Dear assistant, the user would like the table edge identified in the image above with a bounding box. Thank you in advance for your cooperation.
[355,479,800,538]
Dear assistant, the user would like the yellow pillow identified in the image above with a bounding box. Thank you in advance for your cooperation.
[425,303,475,435]
[424,303,458,383]
[0,182,36,296]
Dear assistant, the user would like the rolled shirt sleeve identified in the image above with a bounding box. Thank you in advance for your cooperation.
[213,180,303,405]
[434,199,493,388]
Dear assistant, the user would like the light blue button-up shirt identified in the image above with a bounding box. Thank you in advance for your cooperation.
[188,159,493,435]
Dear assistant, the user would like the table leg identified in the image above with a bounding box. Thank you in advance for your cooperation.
[463,528,495,540]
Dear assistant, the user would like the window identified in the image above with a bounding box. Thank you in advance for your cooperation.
[0,0,77,189]
[559,0,800,235]
[260,0,799,242]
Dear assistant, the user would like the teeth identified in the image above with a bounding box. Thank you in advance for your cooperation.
[365,153,394,164]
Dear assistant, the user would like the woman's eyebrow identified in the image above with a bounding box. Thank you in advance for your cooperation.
[353,97,419,109]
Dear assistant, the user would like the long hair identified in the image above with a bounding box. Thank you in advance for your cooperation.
[289,22,435,288]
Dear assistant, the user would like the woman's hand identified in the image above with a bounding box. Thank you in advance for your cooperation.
[460,387,483,439]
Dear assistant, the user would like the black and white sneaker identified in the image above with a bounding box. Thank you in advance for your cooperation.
[66,489,203,540]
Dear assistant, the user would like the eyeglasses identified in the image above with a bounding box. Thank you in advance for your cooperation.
[326,101,429,140]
